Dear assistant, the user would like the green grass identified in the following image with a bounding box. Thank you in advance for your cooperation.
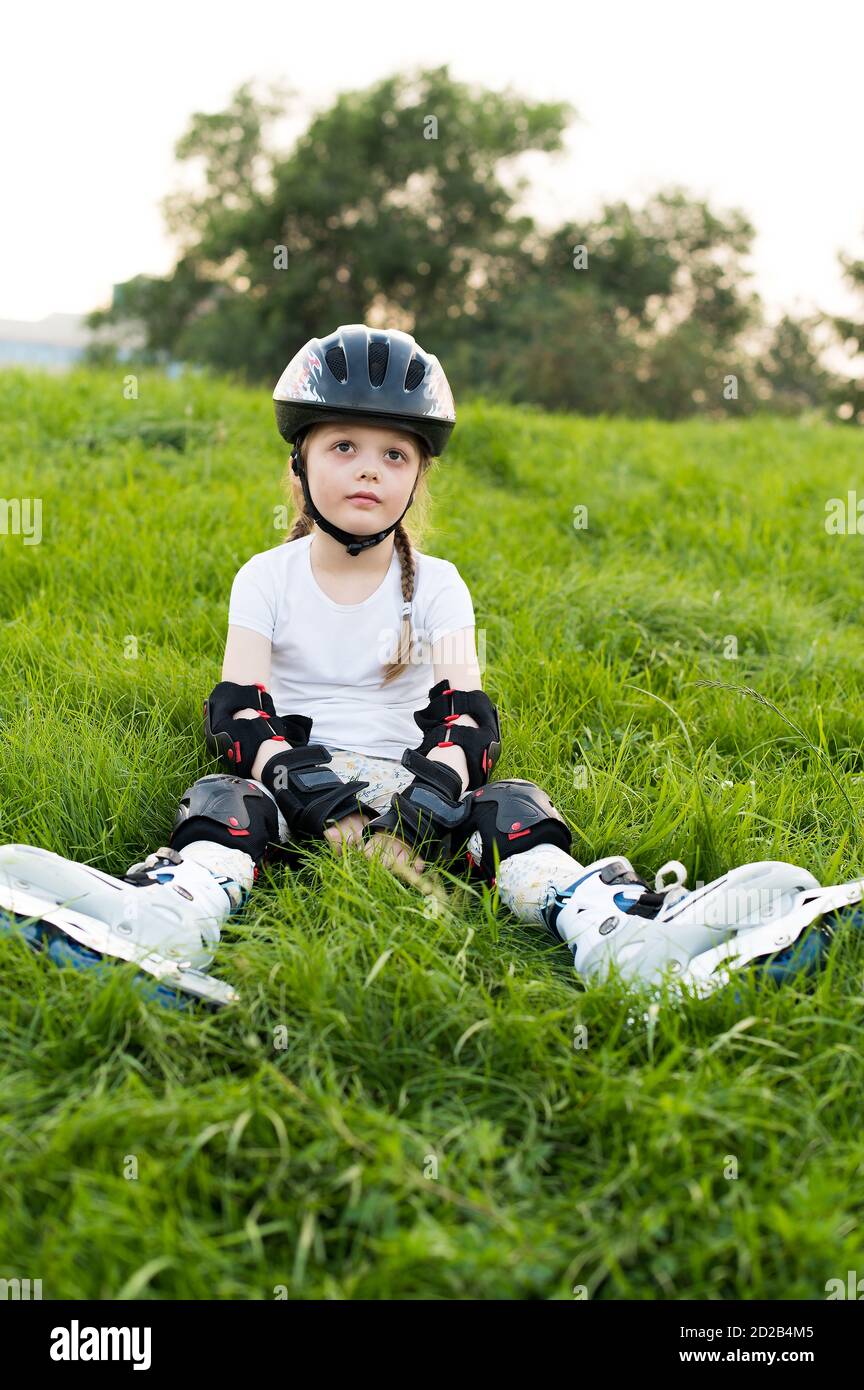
[1,366,864,1299]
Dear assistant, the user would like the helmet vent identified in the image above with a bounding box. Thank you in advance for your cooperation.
[325,345,348,382]
[404,357,425,392]
[368,340,389,386]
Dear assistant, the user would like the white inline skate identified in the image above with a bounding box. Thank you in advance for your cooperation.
[0,839,256,1008]
[543,854,864,1000]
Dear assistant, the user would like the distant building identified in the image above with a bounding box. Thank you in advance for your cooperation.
[0,313,92,369]
[0,303,183,373]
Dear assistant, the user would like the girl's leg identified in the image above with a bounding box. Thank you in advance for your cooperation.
[251,742,585,913]
[0,769,284,1006]
[494,845,588,926]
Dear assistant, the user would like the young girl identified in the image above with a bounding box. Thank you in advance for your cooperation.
[202,321,594,941]
[1,324,860,1007]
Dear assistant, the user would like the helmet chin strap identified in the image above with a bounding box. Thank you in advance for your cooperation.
[291,447,415,558]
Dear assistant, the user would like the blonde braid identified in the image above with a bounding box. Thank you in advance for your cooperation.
[380,521,418,686]
[286,511,314,541]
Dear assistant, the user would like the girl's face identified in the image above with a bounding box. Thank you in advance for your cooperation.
[305,422,421,532]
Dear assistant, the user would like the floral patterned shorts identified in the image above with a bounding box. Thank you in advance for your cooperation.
[324,746,415,815]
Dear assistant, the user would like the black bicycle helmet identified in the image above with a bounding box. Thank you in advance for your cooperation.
[272,323,456,557]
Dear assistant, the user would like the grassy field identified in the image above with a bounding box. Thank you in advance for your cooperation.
[1,366,864,1300]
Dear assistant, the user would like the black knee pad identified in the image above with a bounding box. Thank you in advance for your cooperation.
[168,774,280,866]
[460,778,572,882]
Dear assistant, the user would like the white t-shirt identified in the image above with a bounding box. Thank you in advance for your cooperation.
[227,533,476,759]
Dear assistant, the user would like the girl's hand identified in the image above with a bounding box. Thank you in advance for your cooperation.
[324,811,426,874]
[324,815,432,902]
[363,830,426,875]
[324,811,369,854]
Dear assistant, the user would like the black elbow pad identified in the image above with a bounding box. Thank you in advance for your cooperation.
[411,680,501,789]
[204,680,313,779]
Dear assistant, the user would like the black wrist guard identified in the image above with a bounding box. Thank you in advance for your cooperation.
[260,744,371,841]
[412,680,502,789]
[204,680,313,779]
[360,747,473,864]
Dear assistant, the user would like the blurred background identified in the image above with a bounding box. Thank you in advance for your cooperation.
[3,0,864,422]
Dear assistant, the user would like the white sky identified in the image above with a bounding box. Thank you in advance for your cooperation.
[3,0,863,329]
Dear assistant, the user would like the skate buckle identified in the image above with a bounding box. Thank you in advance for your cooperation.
[655,860,688,893]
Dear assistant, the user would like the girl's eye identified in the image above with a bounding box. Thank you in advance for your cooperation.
[334,440,406,461]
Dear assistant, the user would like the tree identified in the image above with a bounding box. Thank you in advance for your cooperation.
[753,313,838,416]
[88,69,575,382]
[473,188,766,418]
